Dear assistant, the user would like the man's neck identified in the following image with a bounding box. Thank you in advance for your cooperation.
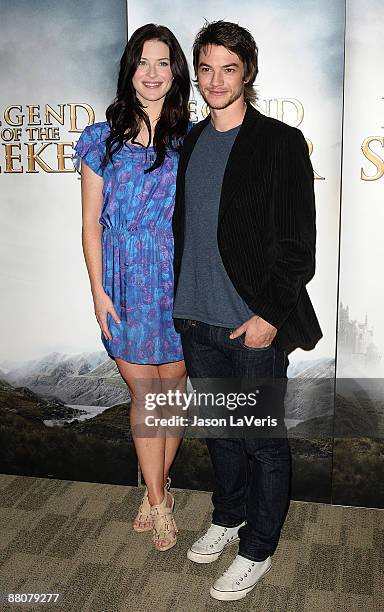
[210,97,247,132]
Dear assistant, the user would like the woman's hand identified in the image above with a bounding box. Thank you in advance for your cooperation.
[93,288,121,341]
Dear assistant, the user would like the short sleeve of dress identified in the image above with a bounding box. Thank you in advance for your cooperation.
[73,124,105,177]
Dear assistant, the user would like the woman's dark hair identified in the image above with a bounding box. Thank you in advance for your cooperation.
[104,23,190,173]
[192,20,258,104]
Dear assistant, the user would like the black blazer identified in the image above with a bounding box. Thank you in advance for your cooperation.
[172,103,322,353]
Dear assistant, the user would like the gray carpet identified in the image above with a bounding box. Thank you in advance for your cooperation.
[0,474,383,611]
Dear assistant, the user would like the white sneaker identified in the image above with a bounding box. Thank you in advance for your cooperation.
[187,522,245,564]
[210,554,272,601]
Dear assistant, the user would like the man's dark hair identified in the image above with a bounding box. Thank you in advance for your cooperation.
[192,20,258,103]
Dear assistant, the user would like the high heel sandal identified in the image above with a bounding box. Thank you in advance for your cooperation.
[132,477,171,532]
[150,491,178,552]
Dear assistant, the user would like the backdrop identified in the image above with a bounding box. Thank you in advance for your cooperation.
[0,0,383,507]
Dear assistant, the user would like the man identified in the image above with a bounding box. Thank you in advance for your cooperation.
[172,20,322,601]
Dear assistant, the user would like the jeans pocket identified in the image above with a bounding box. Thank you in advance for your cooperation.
[236,334,273,351]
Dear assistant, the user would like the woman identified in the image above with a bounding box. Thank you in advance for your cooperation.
[73,24,191,551]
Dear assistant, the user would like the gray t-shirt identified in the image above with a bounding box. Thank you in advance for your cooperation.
[173,121,254,327]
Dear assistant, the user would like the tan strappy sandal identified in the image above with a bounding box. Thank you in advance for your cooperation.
[132,477,171,532]
[150,490,178,552]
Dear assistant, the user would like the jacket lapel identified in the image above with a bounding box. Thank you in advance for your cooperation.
[218,103,263,222]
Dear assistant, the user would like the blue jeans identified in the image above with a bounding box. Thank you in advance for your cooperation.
[178,318,291,562]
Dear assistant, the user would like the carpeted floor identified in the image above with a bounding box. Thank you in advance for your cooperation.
[0,474,382,612]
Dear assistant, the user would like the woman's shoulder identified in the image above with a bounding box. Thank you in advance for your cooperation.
[82,121,110,142]
[73,122,110,175]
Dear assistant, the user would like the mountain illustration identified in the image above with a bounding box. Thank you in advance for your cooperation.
[4,351,129,407]
[0,377,136,485]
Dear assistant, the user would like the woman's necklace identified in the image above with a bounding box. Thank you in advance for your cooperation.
[136,116,158,147]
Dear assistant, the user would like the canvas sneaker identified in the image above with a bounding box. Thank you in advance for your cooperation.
[187,522,245,564]
[210,554,272,601]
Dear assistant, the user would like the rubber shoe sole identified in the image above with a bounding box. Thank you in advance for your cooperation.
[209,564,272,601]
[187,536,240,564]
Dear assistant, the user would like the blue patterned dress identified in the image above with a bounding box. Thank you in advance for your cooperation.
[74,122,184,364]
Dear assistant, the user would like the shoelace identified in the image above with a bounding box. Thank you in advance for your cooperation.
[223,559,257,584]
[198,525,230,546]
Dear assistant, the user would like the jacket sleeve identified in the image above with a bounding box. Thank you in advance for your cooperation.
[248,128,316,330]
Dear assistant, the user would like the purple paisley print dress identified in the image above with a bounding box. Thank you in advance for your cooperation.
[74,122,184,364]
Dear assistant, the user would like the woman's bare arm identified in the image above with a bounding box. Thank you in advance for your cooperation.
[81,162,104,295]
[80,162,120,339]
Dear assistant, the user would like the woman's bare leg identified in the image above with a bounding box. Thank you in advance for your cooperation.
[114,358,168,507]
[158,360,187,484]
[114,358,187,547]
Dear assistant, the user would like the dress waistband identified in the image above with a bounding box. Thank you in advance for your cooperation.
[103,225,173,236]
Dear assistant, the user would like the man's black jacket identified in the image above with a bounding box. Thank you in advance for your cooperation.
[172,103,322,353]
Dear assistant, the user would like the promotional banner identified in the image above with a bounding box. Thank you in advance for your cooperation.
[0,0,137,485]
[1,0,383,509]
[333,0,384,507]
[128,0,345,502]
